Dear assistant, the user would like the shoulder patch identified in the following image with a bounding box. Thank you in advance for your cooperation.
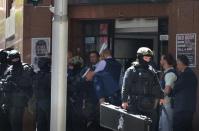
[22,63,33,72]
[128,66,136,72]
[132,61,139,66]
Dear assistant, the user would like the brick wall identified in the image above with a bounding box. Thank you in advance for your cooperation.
[23,0,52,63]
[168,1,199,130]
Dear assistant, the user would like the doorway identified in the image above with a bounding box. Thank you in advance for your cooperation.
[114,38,154,68]
[113,18,159,69]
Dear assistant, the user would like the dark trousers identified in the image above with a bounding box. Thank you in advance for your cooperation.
[139,109,158,131]
[173,111,193,131]
[149,109,159,131]
[0,110,11,131]
[67,98,86,131]
[9,107,25,131]
[36,101,50,131]
[124,109,158,131]
[128,105,159,131]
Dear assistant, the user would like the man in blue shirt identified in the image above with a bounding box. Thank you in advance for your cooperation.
[86,49,122,105]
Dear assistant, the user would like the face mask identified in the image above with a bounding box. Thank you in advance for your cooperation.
[9,58,21,66]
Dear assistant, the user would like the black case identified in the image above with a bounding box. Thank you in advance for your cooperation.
[100,103,152,131]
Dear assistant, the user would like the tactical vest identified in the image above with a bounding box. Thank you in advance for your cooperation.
[131,67,158,96]
[5,63,34,107]
[129,65,163,113]
[160,68,177,98]
[161,68,177,90]
[104,58,122,83]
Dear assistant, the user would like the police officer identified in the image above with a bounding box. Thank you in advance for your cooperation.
[80,51,100,130]
[0,49,11,131]
[33,57,51,131]
[0,49,9,77]
[121,47,164,131]
[86,49,122,105]
[4,50,33,131]
[67,53,85,131]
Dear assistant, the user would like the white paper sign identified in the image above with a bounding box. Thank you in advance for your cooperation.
[176,33,196,67]
[31,37,51,72]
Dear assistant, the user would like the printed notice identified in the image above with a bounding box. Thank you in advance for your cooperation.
[176,33,196,67]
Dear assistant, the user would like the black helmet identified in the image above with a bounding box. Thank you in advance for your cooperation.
[0,49,8,63]
[7,50,21,65]
[137,47,153,57]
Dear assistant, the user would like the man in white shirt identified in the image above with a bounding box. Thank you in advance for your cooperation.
[159,54,177,131]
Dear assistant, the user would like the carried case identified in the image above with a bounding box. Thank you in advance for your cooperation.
[100,103,152,131]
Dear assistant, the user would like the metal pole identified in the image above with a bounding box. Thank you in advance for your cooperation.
[50,0,68,130]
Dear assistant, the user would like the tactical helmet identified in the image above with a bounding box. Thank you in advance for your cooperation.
[7,50,21,65]
[137,47,153,57]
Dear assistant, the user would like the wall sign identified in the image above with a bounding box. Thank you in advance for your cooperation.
[176,33,196,67]
[31,37,51,72]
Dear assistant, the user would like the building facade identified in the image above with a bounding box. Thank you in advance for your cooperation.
[68,2,199,130]
[0,0,24,51]
[70,0,199,130]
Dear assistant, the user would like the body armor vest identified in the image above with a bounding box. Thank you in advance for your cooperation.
[129,65,163,113]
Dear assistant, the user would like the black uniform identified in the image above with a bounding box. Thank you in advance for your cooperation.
[67,64,86,131]
[173,67,198,131]
[4,50,33,131]
[33,57,51,131]
[0,50,11,131]
[80,66,99,130]
[122,62,163,131]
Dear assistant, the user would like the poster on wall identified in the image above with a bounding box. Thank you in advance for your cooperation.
[176,33,196,67]
[31,37,51,72]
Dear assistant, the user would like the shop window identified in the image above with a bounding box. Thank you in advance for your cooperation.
[84,37,96,52]
[83,21,114,54]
